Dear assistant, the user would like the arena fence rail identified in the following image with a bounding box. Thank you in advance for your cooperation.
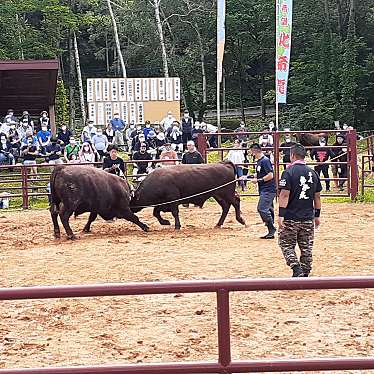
[0,276,374,373]
[198,129,358,200]
[361,155,374,195]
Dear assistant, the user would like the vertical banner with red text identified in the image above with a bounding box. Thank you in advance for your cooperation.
[276,0,293,104]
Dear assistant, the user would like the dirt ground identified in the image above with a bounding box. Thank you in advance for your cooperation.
[0,201,373,373]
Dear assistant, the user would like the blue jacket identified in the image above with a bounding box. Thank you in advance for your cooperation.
[110,118,126,132]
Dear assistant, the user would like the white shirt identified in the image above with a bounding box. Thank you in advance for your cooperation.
[259,134,274,146]
[82,125,97,139]
[160,116,176,130]
[0,123,10,136]
[227,149,245,165]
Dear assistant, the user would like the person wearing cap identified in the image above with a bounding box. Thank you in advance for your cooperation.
[103,145,125,177]
[181,110,194,147]
[38,111,50,132]
[280,129,297,168]
[20,111,34,130]
[64,136,80,162]
[160,141,178,166]
[3,109,17,124]
[310,136,333,191]
[45,137,63,165]
[132,133,149,153]
[160,111,176,131]
[82,120,97,141]
[331,133,347,191]
[182,140,204,164]
[278,144,322,277]
[248,143,277,239]
[132,143,153,177]
[146,130,158,158]
[143,120,154,140]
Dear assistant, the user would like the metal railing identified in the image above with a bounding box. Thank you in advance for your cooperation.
[197,129,358,200]
[1,276,374,373]
[361,155,374,195]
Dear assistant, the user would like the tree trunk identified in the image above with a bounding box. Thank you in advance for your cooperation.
[152,0,169,78]
[73,32,86,127]
[107,0,127,77]
[260,71,266,118]
[238,42,245,122]
[68,31,76,129]
[105,32,110,73]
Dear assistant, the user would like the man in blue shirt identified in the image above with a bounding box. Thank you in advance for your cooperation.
[249,143,277,239]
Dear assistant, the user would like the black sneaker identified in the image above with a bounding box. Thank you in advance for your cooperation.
[292,265,304,277]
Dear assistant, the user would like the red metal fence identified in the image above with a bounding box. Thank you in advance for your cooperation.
[1,276,374,373]
[361,155,374,195]
[198,129,359,200]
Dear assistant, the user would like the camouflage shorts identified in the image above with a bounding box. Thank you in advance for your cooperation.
[278,220,315,274]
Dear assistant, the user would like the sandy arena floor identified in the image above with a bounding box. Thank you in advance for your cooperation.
[0,201,373,373]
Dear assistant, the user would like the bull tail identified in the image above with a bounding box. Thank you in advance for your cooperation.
[49,167,60,207]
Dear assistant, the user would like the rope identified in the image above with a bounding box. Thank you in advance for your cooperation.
[132,179,238,209]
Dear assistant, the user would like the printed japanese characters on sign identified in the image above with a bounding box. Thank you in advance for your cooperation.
[97,102,104,124]
[137,102,145,124]
[129,102,136,123]
[95,79,102,101]
[88,103,96,122]
[103,79,110,101]
[105,102,112,123]
[158,78,165,101]
[127,79,134,102]
[150,78,158,101]
[276,0,293,104]
[121,102,128,123]
[87,79,94,102]
[142,79,150,101]
[111,79,118,101]
[119,79,126,101]
[166,78,173,102]
[174,78,180,101]
[135,79,142,101]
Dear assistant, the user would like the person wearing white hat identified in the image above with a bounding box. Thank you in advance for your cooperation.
[160,111,176,131]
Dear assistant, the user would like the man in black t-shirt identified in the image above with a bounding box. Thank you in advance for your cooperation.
[182,141,204,164]
[278,144,322,278]
[133,143,152,175]
[103,145,125,177]
[249,143,277,239]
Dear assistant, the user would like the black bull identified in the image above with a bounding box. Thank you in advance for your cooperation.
[49,165,149,239]
[130,162,246,229]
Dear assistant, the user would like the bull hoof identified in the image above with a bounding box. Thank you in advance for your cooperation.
[83,228,91,233]
[142,225,150,232]
[175,226,181,230]
[160,219,171,226]
[215,224,223,229]
[67,235,77,241]
[54,232,61,239]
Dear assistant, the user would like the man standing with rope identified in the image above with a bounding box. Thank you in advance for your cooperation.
[249,143,277,239]
[278,144,322,277]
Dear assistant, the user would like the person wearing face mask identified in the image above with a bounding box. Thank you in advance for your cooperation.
[0,134,15,167]
[82,120,97,142]
[105,122,114,144]
[57,124,72,148]
[181,110,194,147]
[45,137,63,165]
[111,113,126,149]
[79,142,96,164]
[146,130,158,159]
[125,122,136,152]
[160,141,179,166]
[21,135,39,178]
[38,111,50,132]
[36,125,52,154]
[191,121,204,150]
[234,120,249,143]
[280,129,297,168]
[310,136,333,191]
[20,111,34,130]
[132,142,153,178]
[17,119,33,141]
[132,133,149,153]
[92,128,109,160]
[64,137,80,162]
[331,134,348,191]
[3,109,17,124]
[166,121,183,153]
[0,122,11,137]
[160,111,176,131]
[143,121,154,140]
